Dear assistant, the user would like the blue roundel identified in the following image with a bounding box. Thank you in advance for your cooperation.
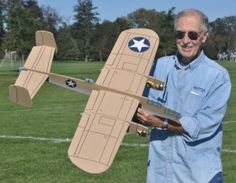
[128,37,150,52]
[65,79,77,88]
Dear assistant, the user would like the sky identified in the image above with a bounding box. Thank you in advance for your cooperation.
[37,0,236,23]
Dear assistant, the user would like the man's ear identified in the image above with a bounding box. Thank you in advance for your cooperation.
[202,31,208,43]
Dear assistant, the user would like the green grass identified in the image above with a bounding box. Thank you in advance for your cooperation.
[0,61,235,182]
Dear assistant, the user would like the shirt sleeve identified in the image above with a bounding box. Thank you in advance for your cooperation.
[180,72,231,142]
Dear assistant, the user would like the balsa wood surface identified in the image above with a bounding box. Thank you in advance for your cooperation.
[9,31,56,107]
[68,28,159,173]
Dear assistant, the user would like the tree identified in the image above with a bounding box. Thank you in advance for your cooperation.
[56,24,80,60]
[91,18,131,61]
[0,0,7,56]
[3,0,62,58]
[156,8,176,57]
[206,15,236,58]
[127,8,176,57]
[23,0,43,20]
[113,17,132,33]
[40,5,62,34]
[4,0,39,56]
[72,0,99,61]
[92,21,115,61]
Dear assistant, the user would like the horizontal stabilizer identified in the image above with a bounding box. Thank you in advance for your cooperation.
[9,30,56,107]
[9,85,32,107]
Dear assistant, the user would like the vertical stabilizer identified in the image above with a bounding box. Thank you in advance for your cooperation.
[35,30,57,53]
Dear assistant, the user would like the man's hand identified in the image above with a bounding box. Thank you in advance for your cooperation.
[136,108,185,134]
[136,108,165,128]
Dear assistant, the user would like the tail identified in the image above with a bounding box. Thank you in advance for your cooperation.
[9,30,57,107]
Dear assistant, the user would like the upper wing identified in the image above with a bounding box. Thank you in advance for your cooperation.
[9,31,56,107]
[68,28,158,173]
[68,90,140,174]
[96,28,160,95]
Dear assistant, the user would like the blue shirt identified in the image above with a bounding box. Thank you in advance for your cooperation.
[147,52,231,183]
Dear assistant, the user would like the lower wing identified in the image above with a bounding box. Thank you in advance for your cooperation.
[68,90,140,174]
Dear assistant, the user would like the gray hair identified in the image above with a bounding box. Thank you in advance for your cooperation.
[174,9,209,32]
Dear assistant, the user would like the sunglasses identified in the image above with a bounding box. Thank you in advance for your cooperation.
[175,31,200,40]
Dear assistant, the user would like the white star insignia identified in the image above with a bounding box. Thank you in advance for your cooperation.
[130,38,149,52]
[66,79,76,88]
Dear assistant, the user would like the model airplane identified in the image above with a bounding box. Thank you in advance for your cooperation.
[9,29,181,174]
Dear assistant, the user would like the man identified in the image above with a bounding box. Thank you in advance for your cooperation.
[137,9,231,183]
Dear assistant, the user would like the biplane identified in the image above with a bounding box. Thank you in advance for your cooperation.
[9,29,181,174]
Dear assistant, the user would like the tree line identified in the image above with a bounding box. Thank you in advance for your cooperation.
[0,0,235,61]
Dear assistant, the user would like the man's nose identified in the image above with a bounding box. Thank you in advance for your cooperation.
[182,33,191,43]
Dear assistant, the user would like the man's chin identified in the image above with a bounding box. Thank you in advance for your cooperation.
[180,52,195,63]
[181,53,193,59]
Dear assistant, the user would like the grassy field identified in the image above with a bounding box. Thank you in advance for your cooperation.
[0,61,235,183]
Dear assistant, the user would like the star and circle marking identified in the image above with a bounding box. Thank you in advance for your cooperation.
[65,79,77,88]
[128,37,150,53]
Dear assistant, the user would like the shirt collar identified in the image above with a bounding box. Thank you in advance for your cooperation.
[175,51,205,70]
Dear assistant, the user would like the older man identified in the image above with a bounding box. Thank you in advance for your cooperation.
[137,9,231,183]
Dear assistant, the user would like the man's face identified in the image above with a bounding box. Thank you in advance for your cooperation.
[175,14,208,63]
